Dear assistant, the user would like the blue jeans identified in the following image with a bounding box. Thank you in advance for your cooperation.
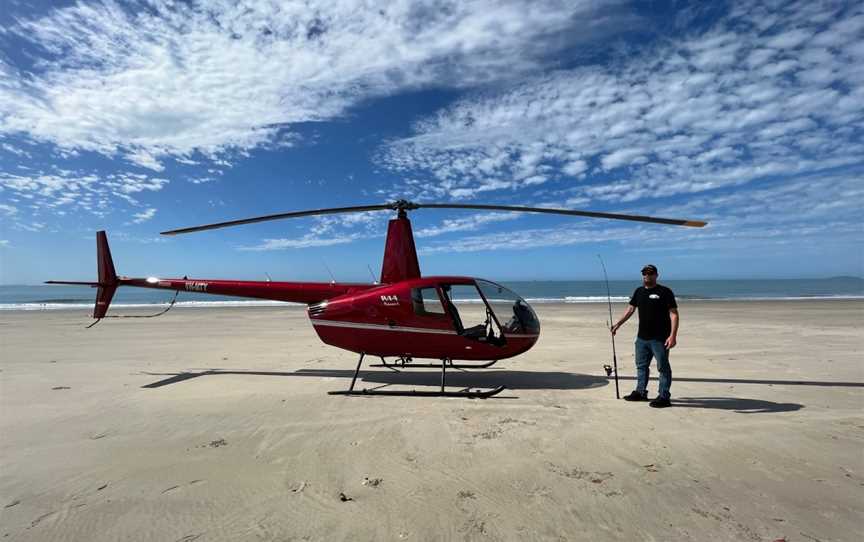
[635,337,671,399]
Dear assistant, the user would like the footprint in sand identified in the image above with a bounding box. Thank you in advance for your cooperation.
[473,427,503,440]
[29,511,57,528]
[291,481,307,493]
[547,462,614,483]
[499,417,536,426]
[362,477,382,488]
[162,480,205,495]
[206,438,227,448]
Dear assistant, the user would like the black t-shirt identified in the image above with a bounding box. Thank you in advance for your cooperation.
[629,285,677,341]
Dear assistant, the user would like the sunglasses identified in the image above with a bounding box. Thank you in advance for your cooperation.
[642,271,656,276]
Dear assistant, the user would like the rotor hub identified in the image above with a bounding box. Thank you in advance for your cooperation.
[390,199,419,217]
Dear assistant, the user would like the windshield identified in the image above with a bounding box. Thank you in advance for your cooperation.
[475,280,540,334]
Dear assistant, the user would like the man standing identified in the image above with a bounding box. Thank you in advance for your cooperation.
[610,264,679,408]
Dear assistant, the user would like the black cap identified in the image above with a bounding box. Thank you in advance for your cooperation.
[641,264,658,274]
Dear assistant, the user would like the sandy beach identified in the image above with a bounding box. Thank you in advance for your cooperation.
[1,300,862,541]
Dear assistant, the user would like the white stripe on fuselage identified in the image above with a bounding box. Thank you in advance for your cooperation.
[309,318,538,338]
[310,319,456,335]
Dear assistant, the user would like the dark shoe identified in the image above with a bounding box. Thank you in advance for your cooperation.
[649,397,671,408]
[623,390,648,401]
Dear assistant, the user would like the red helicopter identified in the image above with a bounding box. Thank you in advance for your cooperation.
[48,200,706,398]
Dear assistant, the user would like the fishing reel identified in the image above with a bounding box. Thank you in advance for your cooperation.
[603,364,613,377]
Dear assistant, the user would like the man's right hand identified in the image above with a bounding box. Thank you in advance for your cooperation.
[610,323,619,336]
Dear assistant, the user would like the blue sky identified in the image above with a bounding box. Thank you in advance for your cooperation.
[1,0,862,284]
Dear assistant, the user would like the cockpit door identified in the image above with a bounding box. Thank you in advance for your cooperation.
[409,286,457,332]
[439,283,505,345]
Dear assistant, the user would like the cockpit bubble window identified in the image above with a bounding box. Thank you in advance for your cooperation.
[411,287,446,316]
[475,280,540,334]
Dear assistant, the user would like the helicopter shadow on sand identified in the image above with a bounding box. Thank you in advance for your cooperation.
[141,367,609,393]
[141,367,837,412]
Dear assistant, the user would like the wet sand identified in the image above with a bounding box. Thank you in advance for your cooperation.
[1,300,862,541]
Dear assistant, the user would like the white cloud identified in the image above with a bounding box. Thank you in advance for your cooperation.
[0,170,168,223]
[0,240,9,247]
[240,233,364,251]
[415,212,519,238]
[380,1,864,203]
[130,207,157,224]
[0,143,31,157]
[233,206,518,250]
[0,0,627,167]
[562,160,587,177]
[103,174,169,195]
[418,223,636,254]
[415,171,864,255]
[125,149,166,172]
[17,222,45,232]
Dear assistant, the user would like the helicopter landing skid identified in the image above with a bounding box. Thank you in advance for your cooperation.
[327,353,505,398]
[369,356,499,370]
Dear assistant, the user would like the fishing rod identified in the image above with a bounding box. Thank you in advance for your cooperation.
[598,255,620,399]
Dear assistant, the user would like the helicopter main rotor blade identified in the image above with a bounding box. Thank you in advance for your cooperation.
[160,204,394,235]
[161,199,706,235]
[416,203,707,228]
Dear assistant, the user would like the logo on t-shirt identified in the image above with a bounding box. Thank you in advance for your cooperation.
[649,294,660,299]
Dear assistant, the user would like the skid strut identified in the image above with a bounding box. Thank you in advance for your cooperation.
[328,353,505,398]
[370,356,499,369]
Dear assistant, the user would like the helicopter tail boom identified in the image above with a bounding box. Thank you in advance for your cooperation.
[46,231,379,318]
[118,276,376,305]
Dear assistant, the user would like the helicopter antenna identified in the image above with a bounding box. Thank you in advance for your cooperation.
[366,264,378,284]
[265,272,272,282]
[322,260,336,284]
[598,254,620,400]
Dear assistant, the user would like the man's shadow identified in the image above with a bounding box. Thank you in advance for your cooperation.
[609,376,807,412]
[671,397,803,413]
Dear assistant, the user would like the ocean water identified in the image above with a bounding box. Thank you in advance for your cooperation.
[1,278,862,311]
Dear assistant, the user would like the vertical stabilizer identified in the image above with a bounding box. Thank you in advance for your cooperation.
[95,231,118,318]
[380,214,421,284]
[97,231,116,285]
